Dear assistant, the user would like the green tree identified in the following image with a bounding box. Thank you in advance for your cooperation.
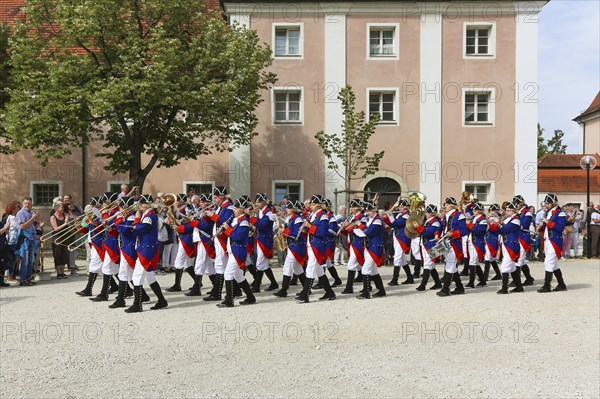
[546,129,567,154]
[315,85,384,205]
[0,23,14,154]
[5,0,276,190]
[537,122,548,159]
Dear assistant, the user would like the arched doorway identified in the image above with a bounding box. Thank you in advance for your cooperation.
[363,177,401,210]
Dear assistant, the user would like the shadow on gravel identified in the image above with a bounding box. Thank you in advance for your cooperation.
[0,296,31,305]
[562,283,592,291]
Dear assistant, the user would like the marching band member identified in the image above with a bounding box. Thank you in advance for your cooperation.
[537,193,568,293]
[465,202,487,288]
[436,197,468,297]
[217,197,257,307]
[76,197,104,297]
[90,192,121,302]
[513,195,536,286]
[412,204,442,291]
[323,199,343,287]
[274,200,307,297]
[489,202,523,294]
[203,186,234,301]
[460,200,476,276]
[167,194,196,292]
[295,195,336,303]
[484,204,502,282]
[126,194,168,312]
[356,200,386,299]
[185,194,215,297]
[385,197,414,285]
[250,193,279,292]
[340,199,367,294]
[111,196,150,308]
[411,236,422,279]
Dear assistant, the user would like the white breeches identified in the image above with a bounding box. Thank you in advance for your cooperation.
[132,260,157,286]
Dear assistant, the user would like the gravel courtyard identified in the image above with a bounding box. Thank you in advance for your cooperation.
[1,259,599,399]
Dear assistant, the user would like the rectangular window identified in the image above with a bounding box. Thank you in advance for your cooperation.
[273,89,302,124]
[464,92,490,124]
[368,90,397,124]
[465,184,490,203]
[185,183,213,197]
[32,182,60,206]
[273,24,303,58]
[464,23,495,58]
[274,182,301,203]
[367,23,400,60]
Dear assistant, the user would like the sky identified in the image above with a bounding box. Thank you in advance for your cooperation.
[538,0,600,153]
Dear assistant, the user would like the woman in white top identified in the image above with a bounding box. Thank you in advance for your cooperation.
[3,201,21,282]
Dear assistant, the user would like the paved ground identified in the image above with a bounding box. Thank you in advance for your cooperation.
[1,258,599,399]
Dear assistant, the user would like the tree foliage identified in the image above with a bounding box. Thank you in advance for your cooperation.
[0,23,14,154]
[5,0,277,189]
[537,123,548,159]
[538,123,567,158]
[315,85,384,200]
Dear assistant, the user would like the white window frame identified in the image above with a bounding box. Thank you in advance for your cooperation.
[106,180,128,193]
[272,23,304,59]
[366,23,400,60]
[271,86,304,125]
[272,180,304,204]
[462,181,495,205]
[183,181,215,198]
[366,87,400,126]
[462,87,496,127]
[30,180,63,208]
[463,22,496,59]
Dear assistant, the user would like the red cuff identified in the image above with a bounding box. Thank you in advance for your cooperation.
[490,224,498,232]
[547,221,555,229]
[416,225,424,234]
[134,218,141,225]
[177,225,185,234]
[114,218,123,225]
[78,227,87,234]
[308,225,317,235]
[452,230,461,239]
[467,223,474,231]
[283,228,291,236]
[101,213,109,219]
[210,214,219,222]
[382,216,391,225]
[108,229,118,237]
[250,217,258,225]
[345,225,354,232]
[225,227,234,236]
[190,220,199,228]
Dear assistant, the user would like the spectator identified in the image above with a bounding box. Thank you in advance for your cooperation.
[0,218,11,287]
[15,197,39,286]
[118,184,138,198]
[49,201,71,279]
[589,204,600,258]
[562,205,575,259]
[572,209,583,258]
[535,202,546,260]
[33,220,44,274]
[334,205,348,266]
[3,201,20,282]
[52,194,80,275]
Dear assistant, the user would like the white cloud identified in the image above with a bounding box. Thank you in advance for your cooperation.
[538,0,600,153]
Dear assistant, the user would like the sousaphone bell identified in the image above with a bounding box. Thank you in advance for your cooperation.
[404,191,427,239]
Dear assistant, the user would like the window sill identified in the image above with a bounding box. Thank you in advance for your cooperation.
[274,55,303,59]
[463,122,494,127]
[273,121,303,125]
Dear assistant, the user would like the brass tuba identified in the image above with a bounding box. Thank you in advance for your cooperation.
[274,216,288,252]
[404,191,427,239]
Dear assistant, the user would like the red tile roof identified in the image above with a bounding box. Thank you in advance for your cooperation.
[538,153,600,168]
[574,91,600,121]
[538,169,600,193]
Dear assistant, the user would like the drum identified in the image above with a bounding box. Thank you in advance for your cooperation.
[428,238,451,259]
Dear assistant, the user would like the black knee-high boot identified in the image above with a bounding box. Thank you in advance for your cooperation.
[553,269,567,291]
[521,264,535,285]
[208,274,216,286]
[416,269,431,291]
[318,275,336,301]
[274,275,291,297]
[297,273,306,286]
[109,280,127,308]
[125,282,134,298]
[109,275,119,293]
[203,274,223,301]
[509,267,521,287]
[436,272,452,297]
[354,270,363,284]
[357,274,370,299]
[166,269,183,292]
[450,273,465,295]
[460,258,469,276]
[497,273,509,294]
[295,277,313,303]
[476,265,487,287]
[185,274,202,296]
[185,266,196,289]
[371,274,386,297]
[76,272,97,296]
[289,273,298,286]
[328,266,343,287]
[510,270,524,293]
[466,266,476,288]
[413,260,422,278]
[483,261,491,280]
[232,280,243,297]
[149,281,168,310]
[141,287,151,302]
[245,263,257,279]
[252,270,264,292]
[537,271,553,293]
[239,279,257,305]
[217,280,234,308]
[90,274,110,301]
[388,266,400,286]
[264,268,279,291]
[401,264,414,284]
[124,285,143,313]
[341,270,356,294]
[429,268,442,289]
[490,261,501,280]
